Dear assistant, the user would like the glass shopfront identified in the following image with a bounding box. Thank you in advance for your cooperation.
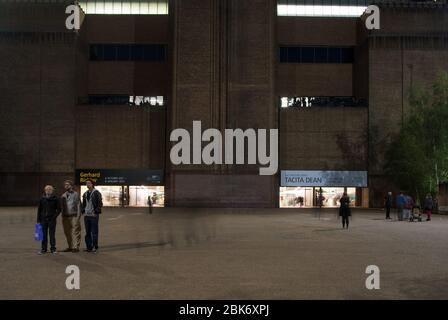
[76,169,164,208]
[280,170,368,208]
[279,187,356,208]
[80,186,165,207]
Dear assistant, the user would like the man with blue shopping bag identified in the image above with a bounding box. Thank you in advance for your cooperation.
[34,223,43,242]
[36,185,61,254]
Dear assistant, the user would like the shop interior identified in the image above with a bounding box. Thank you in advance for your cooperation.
[80,185,165,207]
[279,187,357,208]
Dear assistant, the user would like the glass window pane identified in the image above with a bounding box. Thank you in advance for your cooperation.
[287,47,300,63]
[103,45,117,60]
[116,45,130,61]
[341,48,354,63]
[328,47,341,63]
[301,47,314,63]
[314,47,328,63]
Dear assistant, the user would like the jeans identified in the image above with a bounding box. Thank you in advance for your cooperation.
[397,208,403,221]
[386,206,391,219]
[41,219,57,252]
[84,215,99,250]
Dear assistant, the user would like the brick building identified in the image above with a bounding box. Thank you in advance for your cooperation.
[1,0,447,208]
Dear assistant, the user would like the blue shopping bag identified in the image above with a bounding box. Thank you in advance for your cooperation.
[34,223,43,241]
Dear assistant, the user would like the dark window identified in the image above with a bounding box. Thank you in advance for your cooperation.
[86,95,165,106]
[280,96,367,108]
[116,45,130,61]
[301,47,314,63]
[88,95,129,105]
[279,46,354,63]
[328,48,341,63]
[131,45,144,61]
[90,44,103,61]
[314,47,328,63]
[90,44,166,62]
[288,47,300,63]
[279,47,288,63]
[341,48,354,63]
[103,45,117,61]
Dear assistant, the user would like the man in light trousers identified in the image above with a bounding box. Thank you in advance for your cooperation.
[61,180,82,253]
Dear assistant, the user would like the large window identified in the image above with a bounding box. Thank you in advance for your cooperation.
[78,1,169,15]
[87,95,165,106]
[277,0,368,17]
[280,46,354,63]
[279,187,357,208]
[280,96,367,108]
[90,44,166,62]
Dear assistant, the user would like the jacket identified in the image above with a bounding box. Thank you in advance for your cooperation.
[61,190,81,217]
[424,198,433,211]
[339,196,352,217]
[37,195,61,223]
[384,194,392,207]
[81,189,103,215]
[396,194,406,208]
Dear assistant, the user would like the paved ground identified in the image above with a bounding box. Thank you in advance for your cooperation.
[0,206,447,300]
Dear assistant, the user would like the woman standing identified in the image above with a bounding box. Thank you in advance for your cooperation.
[339,192,351,229]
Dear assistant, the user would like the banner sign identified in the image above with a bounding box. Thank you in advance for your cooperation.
[281,171,368,187]
[75,169,164,186]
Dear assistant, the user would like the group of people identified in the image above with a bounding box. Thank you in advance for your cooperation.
[384,191,435,221]
[36,179,103,254]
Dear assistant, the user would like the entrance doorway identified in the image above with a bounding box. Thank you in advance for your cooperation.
[279,187,357,208]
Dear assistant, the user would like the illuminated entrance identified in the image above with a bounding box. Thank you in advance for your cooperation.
[80,185,165,207]
[76,169,164,207]
[280,187,356,208]
[280,170,369,208]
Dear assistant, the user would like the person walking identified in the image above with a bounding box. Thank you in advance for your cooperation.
[384,192,392,219]
[424,194,433,221]
[81,179,103,253]
[396,192,406,221]
[61,180,81,253]
[339,192,351,229]
[37,185,61,254]
[403,194,414,221]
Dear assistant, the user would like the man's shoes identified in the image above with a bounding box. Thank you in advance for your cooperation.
[38,250,47,255]
[92,248,98,254]
[62,248,72,252]
[84,249,92,253]
[72,249,80,253]
[50,250,58,254]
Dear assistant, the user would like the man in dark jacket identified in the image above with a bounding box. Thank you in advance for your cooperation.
[81,179,103,253]
[384,192,392,219]
[339,192,351,229]
[37,185,61,254]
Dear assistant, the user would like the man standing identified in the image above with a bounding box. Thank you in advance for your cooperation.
[61,180,81,253]
[384,192,392,220]
[396,191,406,221]
[81,179,103,253]
[37,185,61,254]
[339,192,351,229]
[424,194,433,222]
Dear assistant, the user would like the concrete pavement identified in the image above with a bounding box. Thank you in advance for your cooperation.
[0,207,447,299]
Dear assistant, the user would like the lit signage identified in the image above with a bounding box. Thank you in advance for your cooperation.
[75,169,163,186]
